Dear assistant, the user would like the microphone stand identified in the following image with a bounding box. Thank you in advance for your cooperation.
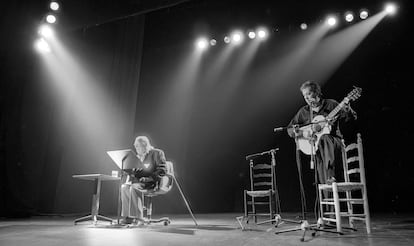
[273,120,342,241]
[240,148,281,227]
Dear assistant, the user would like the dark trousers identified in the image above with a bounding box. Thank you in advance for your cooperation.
[316,135,344,184]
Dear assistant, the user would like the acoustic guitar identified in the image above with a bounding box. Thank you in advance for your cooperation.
[297,87,362,155]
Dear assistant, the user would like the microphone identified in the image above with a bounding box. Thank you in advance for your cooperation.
[273,127,286,132]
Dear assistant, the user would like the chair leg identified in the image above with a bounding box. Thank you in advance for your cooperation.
[243,190,248,219]
[252,196,257,223]
[318,185,324,221]
[269,192,273,222]
[332,183,342,233]
[147,196,153,220]
[362,188,371,234]
[346,190,354,229]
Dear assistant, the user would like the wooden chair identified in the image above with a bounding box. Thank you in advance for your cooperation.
[243,159,278,224]
[318,133,371,234]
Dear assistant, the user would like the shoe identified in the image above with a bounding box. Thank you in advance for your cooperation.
[119,217,134,225]
[132,217,149,226]
[326,177,336,185]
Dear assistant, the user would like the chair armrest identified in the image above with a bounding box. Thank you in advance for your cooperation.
[154,175,173,194]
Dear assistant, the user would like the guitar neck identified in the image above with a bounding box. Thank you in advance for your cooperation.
[326,100,346,120]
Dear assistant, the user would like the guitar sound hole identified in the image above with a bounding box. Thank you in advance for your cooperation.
[312,124,322,133]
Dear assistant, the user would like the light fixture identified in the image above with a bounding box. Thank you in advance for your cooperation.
[50,1,60,11]
[248,31,256,39]
[34,38,51,53]
[326,16,337,27]
[257,28,268,40]
[359,9,369,19]
[223,36,231,44]
[300,23,308,30]
[344,11,354,22]
[384,3,397,15]
[38,24,54,38]
[195,38,208,50]
[46,14,56,24]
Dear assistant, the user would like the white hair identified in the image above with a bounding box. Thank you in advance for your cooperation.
[134,136,154,152]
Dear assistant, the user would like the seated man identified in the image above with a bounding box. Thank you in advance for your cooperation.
[120,136,167,225]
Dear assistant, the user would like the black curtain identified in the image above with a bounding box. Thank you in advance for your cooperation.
[1,10,145,216]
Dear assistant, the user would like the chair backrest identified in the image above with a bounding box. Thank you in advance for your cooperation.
[342,133,367,185]
[144,161,174,196]
[249,160,275,191]
[157,161,174,193]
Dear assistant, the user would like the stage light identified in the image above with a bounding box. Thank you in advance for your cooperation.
[344,12,354,22]
[210,39,217,46]
[46,14,56,24]
[34,38,51,53]
[359,10,369,19]
[50,1,60,11]
[231,31,244,45]
[38,24,54,38]
[326,16,337,27]
[195,38,208,50]
[300,23,308,30]
[257,28,267,40]
[223,36,231,44]
[248,31,256,39]
[385,3,397,15]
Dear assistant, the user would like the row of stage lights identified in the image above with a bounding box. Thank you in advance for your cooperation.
[34,1,61,53]
[33,2,397,53]
[196,27,269,50]
[195,3,398,50]
[43,1,60,24]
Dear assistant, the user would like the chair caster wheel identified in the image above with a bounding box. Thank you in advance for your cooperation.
[163,220,170,226]
[300,237,305,242]
[311,232,316,237]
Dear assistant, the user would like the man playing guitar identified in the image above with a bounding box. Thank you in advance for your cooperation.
[287,81,359,185]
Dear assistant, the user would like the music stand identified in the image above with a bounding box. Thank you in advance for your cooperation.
[106,149,135,225]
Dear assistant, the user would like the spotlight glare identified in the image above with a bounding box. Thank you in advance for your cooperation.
[385,3,397,15]
[223,36,231,44]
[195,38,208,50]
[360,10,369,19]
[34,38,51,53]
[257,28,267,40]
[300,23,307,30]
[326,16,337,27]
[38,25,54,38]
[248,31,256,39]
[50,2,60,11]
[231,31,243,44]
[210,39,217,46]
[46,14,56,24]
[345,12,354,22]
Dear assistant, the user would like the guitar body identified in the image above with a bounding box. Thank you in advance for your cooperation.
[297,115,331,155]
[295,87,362,155]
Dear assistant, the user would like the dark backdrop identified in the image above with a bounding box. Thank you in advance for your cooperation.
[1,0,412,217]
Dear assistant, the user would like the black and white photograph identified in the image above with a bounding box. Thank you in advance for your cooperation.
[1,0,412,245]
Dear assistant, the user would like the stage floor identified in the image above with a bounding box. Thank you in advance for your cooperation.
[1,213,413,246]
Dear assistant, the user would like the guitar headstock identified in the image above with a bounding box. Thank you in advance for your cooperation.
[346,86,362,102]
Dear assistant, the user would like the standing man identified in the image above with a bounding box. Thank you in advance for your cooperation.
[120,136,167,225]
[287,81,357,184]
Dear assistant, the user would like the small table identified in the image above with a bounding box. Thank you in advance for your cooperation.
[72,174,120,225]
